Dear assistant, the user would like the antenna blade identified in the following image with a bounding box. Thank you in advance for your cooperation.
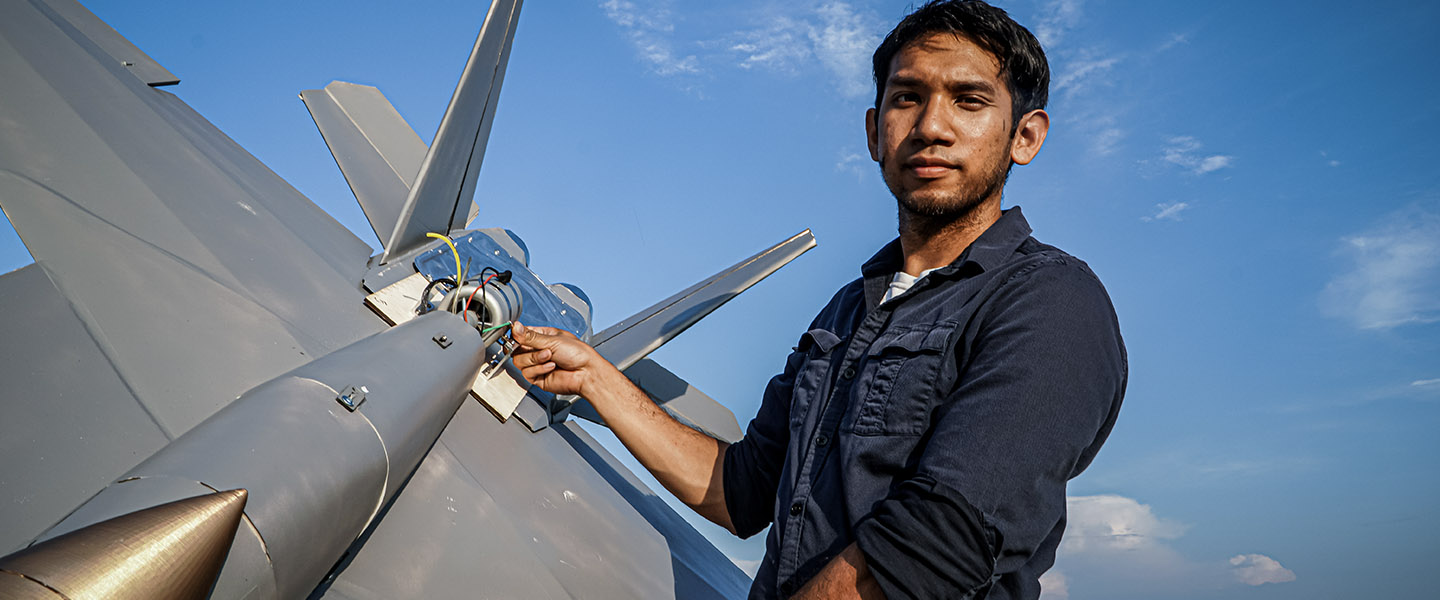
[381,0,523,262]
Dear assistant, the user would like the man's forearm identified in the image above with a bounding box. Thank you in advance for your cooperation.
[792,543,884,600]
[580,363,736,533]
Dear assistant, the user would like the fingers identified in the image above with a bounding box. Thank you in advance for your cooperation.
[512,321,574,347]
[511,347,552,370]
[519,361,556,383]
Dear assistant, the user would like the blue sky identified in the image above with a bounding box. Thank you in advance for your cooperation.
[2,1,1437,598]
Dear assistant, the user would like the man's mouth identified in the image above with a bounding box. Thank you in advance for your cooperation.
[904,156,958,178]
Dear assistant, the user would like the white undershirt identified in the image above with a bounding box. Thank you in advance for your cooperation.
[881,267,940,304]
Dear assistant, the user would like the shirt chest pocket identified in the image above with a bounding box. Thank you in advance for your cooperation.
[790,328,842,430]
[850,325,953,436]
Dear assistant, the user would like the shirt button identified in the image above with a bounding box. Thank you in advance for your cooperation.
[840,366,856,379]
[815,434,829,447]
[789,501,804,516]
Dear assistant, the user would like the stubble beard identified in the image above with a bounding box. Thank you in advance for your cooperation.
[886,150,1011,232]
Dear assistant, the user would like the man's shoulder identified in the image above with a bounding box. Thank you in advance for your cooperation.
[1000,236,1107,290]
[968,236,1119,330]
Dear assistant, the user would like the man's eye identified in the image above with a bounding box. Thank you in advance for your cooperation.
[892,92,920,105]
[958,96,986,107]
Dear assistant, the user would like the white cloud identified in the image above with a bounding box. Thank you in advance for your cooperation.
[1092,126,1124,156]
[1320,205,1440,330]
[724,2,881,99]
[836,149,870,180]
[1054,495,1296,596]
[600,0,700,76]
[809,3,880,98]
[1038,570,1069,599]
[1414,378,1440,387]
[1052,53,1119,100]
[1230,554,1297,586]
[1157,32,1190,52]
[1034,0,1084,48]
[1062,495,1188,553]
[1141,201,1190,222]
[730,17,812,72]
[1161,135,1234,175]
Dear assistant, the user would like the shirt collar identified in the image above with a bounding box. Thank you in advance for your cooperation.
[861,206,1034,280]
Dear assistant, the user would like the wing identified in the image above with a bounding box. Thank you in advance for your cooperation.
[0,264,169,552]
[0,0,386,445]
[0,0,798,596]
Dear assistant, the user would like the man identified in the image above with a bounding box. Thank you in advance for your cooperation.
[511,1,1126,598]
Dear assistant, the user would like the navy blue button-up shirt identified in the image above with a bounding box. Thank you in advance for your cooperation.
[723,207,1127,599]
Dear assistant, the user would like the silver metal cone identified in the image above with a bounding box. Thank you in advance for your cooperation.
[0,489,248,600]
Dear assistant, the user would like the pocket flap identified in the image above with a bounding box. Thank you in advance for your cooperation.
[795,328,843,353]
[869,326,949,355]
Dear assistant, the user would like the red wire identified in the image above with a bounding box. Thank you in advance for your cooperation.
[463,273,499,323]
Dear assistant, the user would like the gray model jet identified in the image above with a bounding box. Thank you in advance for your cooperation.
[0,0,814,597]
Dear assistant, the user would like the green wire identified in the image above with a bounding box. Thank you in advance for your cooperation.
[480,321,513,334]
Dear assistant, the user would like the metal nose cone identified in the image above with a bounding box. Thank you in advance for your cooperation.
[0,489,249,600]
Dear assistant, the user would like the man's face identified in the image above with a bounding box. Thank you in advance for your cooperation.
[867,33,1017,219]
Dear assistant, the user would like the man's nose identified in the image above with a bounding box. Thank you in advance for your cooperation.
[912,97,956,145]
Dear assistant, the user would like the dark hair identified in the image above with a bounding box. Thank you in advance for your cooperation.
[872,0,1049,129]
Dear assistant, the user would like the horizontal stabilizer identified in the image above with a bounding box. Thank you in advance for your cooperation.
[381,0,523,262]
[301,81,428,246]
[37,0,179,86]
[569,359,743,443]
[570,229,815,435]
[592,229,816,371]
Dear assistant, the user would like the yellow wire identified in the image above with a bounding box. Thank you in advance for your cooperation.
[426,232,462,282]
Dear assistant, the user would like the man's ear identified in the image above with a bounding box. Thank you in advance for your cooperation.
[1010,109,1050,165]
[866,107,880,162]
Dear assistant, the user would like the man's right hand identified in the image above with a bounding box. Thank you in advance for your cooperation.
[510,322,736,534]
[510,321,615,397]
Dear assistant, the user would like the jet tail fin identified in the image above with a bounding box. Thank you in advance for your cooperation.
[380,0,523,262]
[591,229,816,371]
[568,358,744,443]
[300,81,429,248]
[570,230,816,436]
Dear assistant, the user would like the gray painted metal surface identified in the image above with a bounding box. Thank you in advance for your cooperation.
[381,0,523,262]
[324,402,749,599]
[37,313,486,599]
[0,0,385,438]
[301,81,429,248]
[555,423,752,600]
[0,264,169,554]
[35,0,179,86]
[0,0,782,596]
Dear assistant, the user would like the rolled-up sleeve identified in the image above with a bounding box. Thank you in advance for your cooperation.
[723,346,803,538]
[854,257,1127,598]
